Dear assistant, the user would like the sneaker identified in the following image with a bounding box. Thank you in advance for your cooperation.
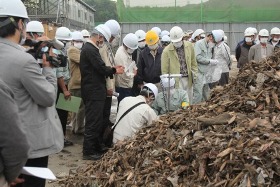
[64,139,73,147]
[83,153,103,160]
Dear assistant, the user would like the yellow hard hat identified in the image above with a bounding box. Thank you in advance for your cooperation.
[145,30,159,46]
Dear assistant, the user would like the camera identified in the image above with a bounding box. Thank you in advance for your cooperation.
[25,39,67,68]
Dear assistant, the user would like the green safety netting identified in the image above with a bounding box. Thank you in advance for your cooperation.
[117,0,280,23]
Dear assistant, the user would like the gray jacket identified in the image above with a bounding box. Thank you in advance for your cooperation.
[0,38,63,159]
[0,79,29,183]
[248,43,274,63]
[194,39,213,73]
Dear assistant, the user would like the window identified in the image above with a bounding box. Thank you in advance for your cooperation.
[90,15,93,22]
[85,12,87,20]
[78,10,81,18]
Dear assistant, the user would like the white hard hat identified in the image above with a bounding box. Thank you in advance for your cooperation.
[244,28,255,37]
[258,29,269,37]
[143,83,158,98]
[55,27,72,41]
[191,29,205,40]
[123,33,138,50]
[218,29,225,37]
[212,30,223,43]
[151,27,162,37]
[81,29,90,37]
[71,31,84,41]
[170,26,184,43]
[161,35,171,42]
[105,19,120,37]
[161,77,175,88]
[0,0,28,19]
[251,27,258,34]
[26,21,44,33]
[135,30,146,41]
[224,35,228,43]
[160,30,170,38]
[271,27,280,35]
[95,24,111,42]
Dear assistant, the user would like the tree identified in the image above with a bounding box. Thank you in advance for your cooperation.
[84,0,118,22]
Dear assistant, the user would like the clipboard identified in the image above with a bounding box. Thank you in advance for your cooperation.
[56,93,82,113]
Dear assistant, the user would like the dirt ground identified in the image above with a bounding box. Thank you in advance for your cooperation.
[46,58,239,187]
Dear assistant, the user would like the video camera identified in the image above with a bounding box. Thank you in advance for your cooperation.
[25,38,67,68]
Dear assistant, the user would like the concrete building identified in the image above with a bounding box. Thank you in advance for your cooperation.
[26,0,95,30]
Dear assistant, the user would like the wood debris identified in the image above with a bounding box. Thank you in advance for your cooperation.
[56,51,280,186]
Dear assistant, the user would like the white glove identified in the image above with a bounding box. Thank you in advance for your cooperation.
[209,59,218,66]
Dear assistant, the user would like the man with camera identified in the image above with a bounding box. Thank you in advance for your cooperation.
[0,1,64,186]
[80,27,124,160]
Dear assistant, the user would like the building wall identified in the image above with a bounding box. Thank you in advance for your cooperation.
[120,22,280,54]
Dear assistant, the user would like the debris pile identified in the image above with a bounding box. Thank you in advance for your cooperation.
[57,51,280,187]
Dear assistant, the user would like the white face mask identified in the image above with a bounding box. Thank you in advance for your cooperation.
[173,41,183,48]
[126,48,134,54]
[245,37,252,43]
[208,41,215,48]
[148,43,159,51]
[273,37,280,42]
[138,41,146,48]
[260,37,268,44]
[74,42,83,49]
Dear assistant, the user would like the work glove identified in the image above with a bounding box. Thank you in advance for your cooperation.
[209,59,218,66]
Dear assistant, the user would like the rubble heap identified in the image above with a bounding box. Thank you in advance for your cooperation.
[57,51,280,187]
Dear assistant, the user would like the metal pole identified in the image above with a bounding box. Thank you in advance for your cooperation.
[200,0,203,22]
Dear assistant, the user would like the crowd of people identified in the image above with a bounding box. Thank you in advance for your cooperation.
[1,0,280,186]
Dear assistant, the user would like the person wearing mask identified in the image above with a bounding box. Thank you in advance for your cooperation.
[0,79,29,187]
[0,1,64,186]
[105,19,121,54]
[131,29,146,96]
[236,28,255,68]
[251,27,259,45]
[98,24,117,134]
[115,33,138,103]
[161,35,171,49]
[113,83,158,143]
[268,27,280,49]
[55,26,73,146]
[152,77,189,115]
[68,31,85,135]
[248,29,274,63]
[212,30,232,86]
[162,26,198,104]
[193,31,218,104]
[80,27,124,160]
[190,29,205,44]
[26,20,44,40]
[81,29,90,42]
[160,30,170,39]
[137,30,163,91]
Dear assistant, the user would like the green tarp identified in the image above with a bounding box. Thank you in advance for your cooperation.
[117,0,280,23]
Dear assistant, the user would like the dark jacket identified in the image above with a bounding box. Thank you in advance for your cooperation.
[80,41,116,101]
[0,79,29,183]
[137,46,163,84]
[268,39,280,49]
[235,42,254,68]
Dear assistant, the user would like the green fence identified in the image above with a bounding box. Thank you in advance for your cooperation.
[117,0,280,23]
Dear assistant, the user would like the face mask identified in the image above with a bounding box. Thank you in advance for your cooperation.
[245,37,252,43]
[273,37,280,42]
[126,48,134,54]
[260,37,268,44]
[74,42,83,49]
[148,43,159,51]
[138,41,146,49]
[172,41,183,48]
[208,41,215,48]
